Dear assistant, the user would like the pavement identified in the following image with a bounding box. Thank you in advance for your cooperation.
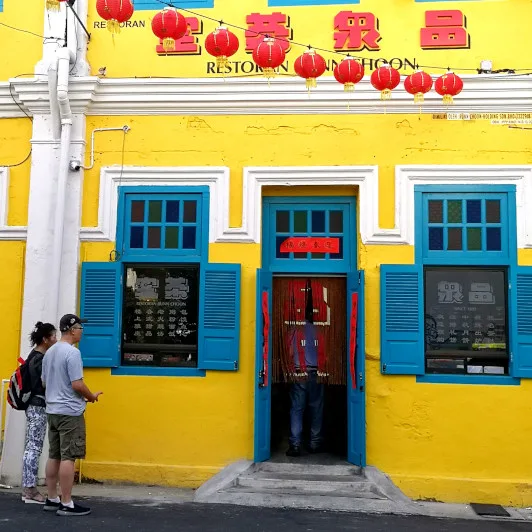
[0,486,532,532]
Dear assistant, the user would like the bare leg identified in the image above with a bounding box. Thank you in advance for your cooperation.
[58,460,76,504]
[45,459,61,499]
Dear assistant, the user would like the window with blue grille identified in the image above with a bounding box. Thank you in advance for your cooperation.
[134,0,213,10]
[79,186,242,376]
[380,185,532,385]
[263,198,356,274]
[124,194,203,258]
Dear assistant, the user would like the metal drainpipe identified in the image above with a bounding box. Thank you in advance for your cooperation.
[49,47,74,323]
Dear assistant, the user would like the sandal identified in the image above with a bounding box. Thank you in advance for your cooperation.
[22,487,46,504]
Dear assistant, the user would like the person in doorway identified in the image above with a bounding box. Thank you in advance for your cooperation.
[41,314,103,516]
[286,314,325,457]
[21,322,57,504]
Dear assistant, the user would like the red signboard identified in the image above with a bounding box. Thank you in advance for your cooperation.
[280,237,340,254]
[420,10,469,49]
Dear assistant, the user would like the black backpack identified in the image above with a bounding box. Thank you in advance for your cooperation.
[6,353,37,411]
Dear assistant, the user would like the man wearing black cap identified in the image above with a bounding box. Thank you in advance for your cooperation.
[41,314,102,516]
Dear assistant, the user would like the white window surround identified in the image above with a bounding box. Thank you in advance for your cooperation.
[0,168,28,240]
[3,165,532,246]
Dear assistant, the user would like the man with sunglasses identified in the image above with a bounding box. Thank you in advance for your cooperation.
[41,314,103,516]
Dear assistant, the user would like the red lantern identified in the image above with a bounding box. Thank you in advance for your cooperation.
[333,56,364,92]
[252,37,286,78]
[435,72,463,104]
[404,70,433,103]
[370,63,401,100]
[205,26,240,69]
[46,0,67,11]
[294,49,327,90]
[96,0,134,34]
[152,8,188,52]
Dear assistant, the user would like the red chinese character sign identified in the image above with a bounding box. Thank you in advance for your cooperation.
[245,12,292,52]
[420,10,469,49]
[280,237,340,254]
[156,17,203,56]
[334,11,381,51]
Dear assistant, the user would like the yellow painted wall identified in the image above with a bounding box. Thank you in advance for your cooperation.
[86,0,532,78]
[0,0,44,81]
[78,113,532,505]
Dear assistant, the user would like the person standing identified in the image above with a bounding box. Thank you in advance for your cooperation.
[21,322,57,504]
[41,314,102,516]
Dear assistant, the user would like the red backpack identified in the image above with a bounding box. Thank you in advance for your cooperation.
[6,354,36,411]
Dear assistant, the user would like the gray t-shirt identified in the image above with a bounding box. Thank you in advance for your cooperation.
[42,341,86,416]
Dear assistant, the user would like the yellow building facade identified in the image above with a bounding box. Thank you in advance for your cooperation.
[1,0,532,508]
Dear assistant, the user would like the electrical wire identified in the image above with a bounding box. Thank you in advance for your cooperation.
[155,0,532,75]
[110,128,128,262]
[0,22,46,39]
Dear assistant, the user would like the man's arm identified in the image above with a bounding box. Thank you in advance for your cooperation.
[71,379,102,403]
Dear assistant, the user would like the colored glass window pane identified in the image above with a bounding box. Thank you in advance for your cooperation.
[486,200,501,223]
[148,201,162,223]
[148,227,161,248]
[329,211,343,233]
[486,227,502,251]
[466,200,482,223]
[467,228,482,250]
[131,201,145,222]
[428,200,443,223]
[276,211,290,232]
[130,227,144,248]
[447,228,462,250]
[276,236,290,258]
[165,227,179,249]
[447,200,462,223]
[330,237,344,259]
[428,227,444,250]
[183,201,197,223]
[182,227,196,249]
[294,211,307,233]
[166,201,180,223]
[311,211,326,233]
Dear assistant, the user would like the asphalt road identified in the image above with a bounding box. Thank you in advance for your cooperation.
[0,493,530,532]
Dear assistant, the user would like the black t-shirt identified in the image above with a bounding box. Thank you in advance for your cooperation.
[27,349,45,398]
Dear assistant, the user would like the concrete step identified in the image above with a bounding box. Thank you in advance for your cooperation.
[232,480,387,499]
[252,462,362,477]
[206,489,415,514]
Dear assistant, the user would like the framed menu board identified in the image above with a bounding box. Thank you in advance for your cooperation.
[424,267,508,375]
[121,264,199,367]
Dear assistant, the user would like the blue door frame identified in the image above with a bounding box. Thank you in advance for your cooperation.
[254,197,366,466]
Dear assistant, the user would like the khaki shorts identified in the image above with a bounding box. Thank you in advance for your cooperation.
[47,413,86,461]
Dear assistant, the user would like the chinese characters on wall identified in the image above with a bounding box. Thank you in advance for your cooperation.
[122,265,199,367]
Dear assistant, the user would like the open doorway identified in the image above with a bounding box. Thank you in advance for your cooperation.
[270,277,347,462]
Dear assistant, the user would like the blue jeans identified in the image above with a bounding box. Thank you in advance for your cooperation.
[289,371,324,448]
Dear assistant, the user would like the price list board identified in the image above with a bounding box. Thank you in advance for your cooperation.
[122,265,199,367]
[424,268,508,359]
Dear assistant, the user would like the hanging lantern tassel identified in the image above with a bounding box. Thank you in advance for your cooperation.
[414,92,425,104]
[344,83,354,93]
[162,37,176,52]
[380,88,392,101]
[46,0,61,10]
[443,94,453,105]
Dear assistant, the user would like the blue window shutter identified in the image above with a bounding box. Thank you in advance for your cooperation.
[78,262,122,368]
[199,263,241,371]
[380,264,424,375]
[510,267,532,378]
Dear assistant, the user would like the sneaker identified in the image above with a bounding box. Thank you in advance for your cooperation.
[21,488,45,505]
[286,445,301,457]
[43,498,61,512]
[56,502,91,516]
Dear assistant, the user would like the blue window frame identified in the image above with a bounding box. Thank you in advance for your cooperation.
[0,1,3,12]
[79,186,241,377]
[381,184,532,385]
[263,197,356,274]
[268,0,358,5]
[134,0,213,10]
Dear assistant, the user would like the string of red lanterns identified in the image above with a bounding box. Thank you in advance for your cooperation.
[90,2,464,104]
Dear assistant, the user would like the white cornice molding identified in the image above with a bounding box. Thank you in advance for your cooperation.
[2,74,532,117]
[0,168,28,239]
